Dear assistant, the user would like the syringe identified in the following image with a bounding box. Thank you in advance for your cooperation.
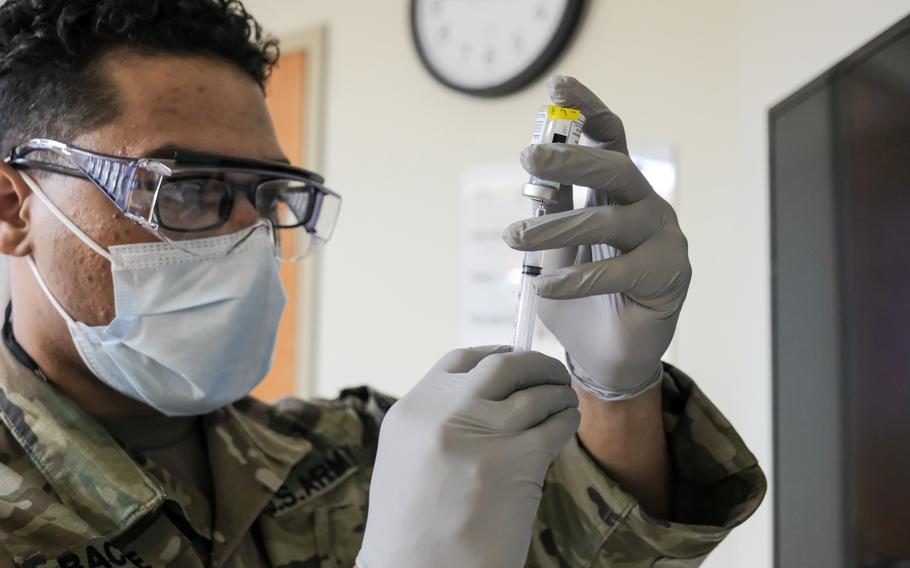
[512,200,548,352]
[511,105,585,352]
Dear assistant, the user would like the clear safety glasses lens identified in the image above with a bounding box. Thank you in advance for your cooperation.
[270,189,342,262]
[154,176,233,232]
[150,174,341,261]
[7,140,341,261]
[256,179,315,228]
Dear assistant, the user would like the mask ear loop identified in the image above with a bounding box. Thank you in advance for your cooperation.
[18,172,113,262]
[26,256,78,326]
[18,172,99,325]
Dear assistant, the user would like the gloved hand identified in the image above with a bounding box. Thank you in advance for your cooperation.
[356,346,580,568]
[504,76,692,401]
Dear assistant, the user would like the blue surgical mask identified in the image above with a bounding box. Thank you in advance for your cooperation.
[21,172,287,416]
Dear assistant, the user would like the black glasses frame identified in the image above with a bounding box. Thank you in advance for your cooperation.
[5,139,339,236]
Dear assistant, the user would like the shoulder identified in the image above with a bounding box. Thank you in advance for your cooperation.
[229,386,398,457]
[0,421,96,558]
[278,386,397,430]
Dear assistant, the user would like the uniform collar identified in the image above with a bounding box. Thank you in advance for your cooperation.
[0,327,313,561]
[0,337,165,549]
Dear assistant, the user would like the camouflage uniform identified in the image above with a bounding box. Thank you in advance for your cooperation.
[0,343,765,567]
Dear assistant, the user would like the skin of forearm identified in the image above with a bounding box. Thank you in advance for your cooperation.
[575,384,672,519]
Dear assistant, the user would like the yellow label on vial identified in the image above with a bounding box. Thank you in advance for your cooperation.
[547,105,581,121]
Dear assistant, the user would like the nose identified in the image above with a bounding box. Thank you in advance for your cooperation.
[222,192,261,235]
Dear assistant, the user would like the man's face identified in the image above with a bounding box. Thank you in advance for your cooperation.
[21,48,286,328]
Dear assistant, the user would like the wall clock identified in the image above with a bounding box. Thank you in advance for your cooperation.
[411,0,586,97]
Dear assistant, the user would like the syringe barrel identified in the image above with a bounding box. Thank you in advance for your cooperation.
[511,203,546,352]
[512,252,541,352]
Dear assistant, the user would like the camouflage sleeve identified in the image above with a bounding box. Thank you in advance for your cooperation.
[528,364,767,567]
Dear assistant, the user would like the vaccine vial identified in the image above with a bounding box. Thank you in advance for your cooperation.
[512,105,585,352]
[522,105,586,205]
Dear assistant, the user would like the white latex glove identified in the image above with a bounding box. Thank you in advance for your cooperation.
[356,346,580,568]
[504,76,692,402]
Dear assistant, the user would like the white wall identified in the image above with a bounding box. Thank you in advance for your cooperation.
[238,2,909,567]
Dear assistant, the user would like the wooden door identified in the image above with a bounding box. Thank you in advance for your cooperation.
[253,50,309,402]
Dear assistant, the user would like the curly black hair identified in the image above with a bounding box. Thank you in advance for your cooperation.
[0,0,279,156]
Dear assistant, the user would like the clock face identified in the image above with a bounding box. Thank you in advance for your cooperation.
[411,0,585,97]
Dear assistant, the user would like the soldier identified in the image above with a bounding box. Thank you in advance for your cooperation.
[0,0,765,566]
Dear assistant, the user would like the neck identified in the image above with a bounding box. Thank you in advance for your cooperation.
[9,259,159,417]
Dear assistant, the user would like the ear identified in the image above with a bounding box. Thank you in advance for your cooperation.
[0,161,33,257]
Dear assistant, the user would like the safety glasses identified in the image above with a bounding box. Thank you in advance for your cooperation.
[6,139,342,261]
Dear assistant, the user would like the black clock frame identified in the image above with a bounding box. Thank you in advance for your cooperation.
[410,0,588,98]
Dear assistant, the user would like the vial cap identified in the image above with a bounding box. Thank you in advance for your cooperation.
[522,182,561,205]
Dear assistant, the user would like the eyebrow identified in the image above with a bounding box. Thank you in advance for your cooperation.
[142,143,291,165]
